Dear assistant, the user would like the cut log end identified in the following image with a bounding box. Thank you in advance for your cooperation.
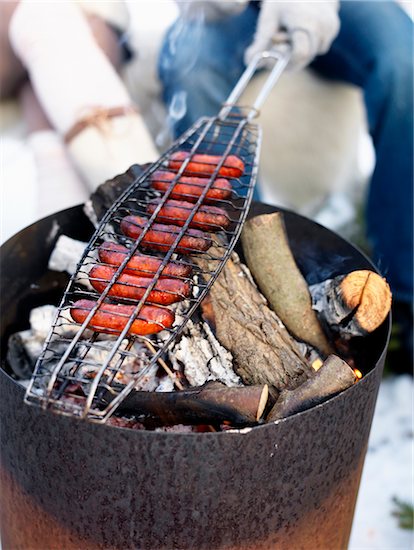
[340,270,392,333]
[266,354,357,422]
[257,384,269,421]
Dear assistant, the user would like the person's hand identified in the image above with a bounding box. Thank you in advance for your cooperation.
[245,1,340,70]
[177,0,248,22]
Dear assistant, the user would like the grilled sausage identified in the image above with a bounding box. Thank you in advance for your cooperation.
[146,199,230,232]
[89,265,191,305]
[120,215,212,254]
[98,242,192,279]
[168,151,245,179]
[70,299,174,335]
[150,170,232,203]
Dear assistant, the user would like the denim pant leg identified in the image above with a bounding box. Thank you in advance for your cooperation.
[311,1,413,304]
[158,4,259,138]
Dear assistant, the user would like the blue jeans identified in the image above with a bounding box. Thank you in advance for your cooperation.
[159,1,413,305]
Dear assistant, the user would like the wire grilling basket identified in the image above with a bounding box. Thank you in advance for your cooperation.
[24,47,290,422]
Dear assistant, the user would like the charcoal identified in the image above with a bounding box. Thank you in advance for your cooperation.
[86,164,148,224]
[7,331,37,379]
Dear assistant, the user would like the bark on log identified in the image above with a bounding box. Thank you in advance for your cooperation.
[267,354,357,421]
[106,382,270,426]
[241,212,333,357]
[196,248,314,398]
[310,270,392,337]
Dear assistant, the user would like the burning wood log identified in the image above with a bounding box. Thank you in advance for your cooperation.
[310,270,392,337]
[106,382,270,426]
[241,212,333,357]
[267,355,357,421]
[196,248,314,399]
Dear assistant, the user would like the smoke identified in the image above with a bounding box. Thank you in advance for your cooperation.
[156,8,207,148]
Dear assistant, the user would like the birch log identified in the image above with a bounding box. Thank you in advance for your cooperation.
[241,212,333,357]
[310,270,392,337]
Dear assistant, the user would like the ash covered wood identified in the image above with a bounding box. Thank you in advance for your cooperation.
[167,304,241,388]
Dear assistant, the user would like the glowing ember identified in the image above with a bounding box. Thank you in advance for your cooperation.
[312,358,323,371]
[354,368,363,380]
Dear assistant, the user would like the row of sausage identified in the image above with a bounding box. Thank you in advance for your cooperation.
[70,152,245,336]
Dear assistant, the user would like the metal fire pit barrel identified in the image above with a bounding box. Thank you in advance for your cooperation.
[0,203,389,550]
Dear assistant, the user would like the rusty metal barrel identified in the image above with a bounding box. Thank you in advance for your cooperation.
[0,203,389,550]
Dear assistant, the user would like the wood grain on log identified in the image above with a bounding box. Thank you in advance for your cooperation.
[196,247,313,398]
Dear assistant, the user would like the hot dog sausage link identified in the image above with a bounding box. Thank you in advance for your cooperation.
[150,170,232,203]
[70,299,174,336]
[120,216,212,254]
[168,151,244,179]
[98,242,192,279]
[89,265,191,305]
[146,199,230,232]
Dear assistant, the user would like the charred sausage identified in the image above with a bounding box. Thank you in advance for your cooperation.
[89,265,191,305]
[146,199,230,232]
[98,242,192,279]
[120,215,212,254]
[168,151,245,179]
[70,299,174,335]
[150,170,232,203]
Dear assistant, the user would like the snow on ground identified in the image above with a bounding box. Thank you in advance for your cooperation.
[349,375,414,550]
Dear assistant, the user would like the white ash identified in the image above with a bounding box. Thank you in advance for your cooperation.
[30,304,58,340]
[169,318,240,388]
[83,200,99,228]
[154,300,240,388]
[48,234,96,290]
[48,235,88,275]
[67,338,160,392]
[155,376,175,392]
[154,424,196,433]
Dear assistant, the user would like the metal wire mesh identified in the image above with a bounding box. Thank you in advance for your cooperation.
[24,113,262,422]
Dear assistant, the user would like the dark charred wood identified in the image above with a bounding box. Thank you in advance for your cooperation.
[104,382,270,427]
[266,355,357,421]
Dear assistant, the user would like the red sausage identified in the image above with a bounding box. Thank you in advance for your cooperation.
[168,151,245,179]
[98,242,192,279]
[150,170,232,203]
[120,215,212,254]
[89,265,191,305]
[146,199,230,232]
[70,299,174,335]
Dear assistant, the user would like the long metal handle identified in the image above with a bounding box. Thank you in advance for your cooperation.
[218,42,291,122]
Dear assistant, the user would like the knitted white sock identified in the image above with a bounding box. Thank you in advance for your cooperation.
[10,0,158,189]
[28,130,89,217]
[9,0,130,134]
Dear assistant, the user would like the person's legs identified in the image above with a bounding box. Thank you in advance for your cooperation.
[159,4,259,138]
[311,1,413,309]
[9,1,158,191]
[0,1,26,99]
